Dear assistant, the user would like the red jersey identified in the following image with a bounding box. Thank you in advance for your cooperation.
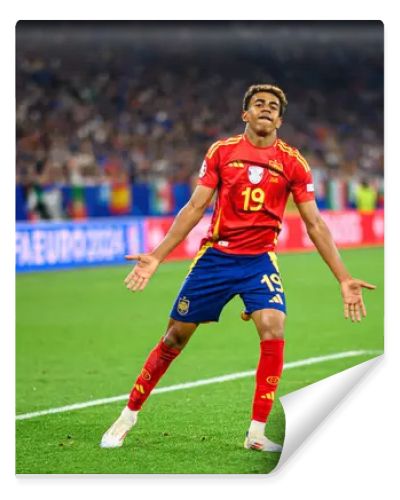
[197,133,315,255]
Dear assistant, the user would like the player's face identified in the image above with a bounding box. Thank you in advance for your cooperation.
[242,92,282,136]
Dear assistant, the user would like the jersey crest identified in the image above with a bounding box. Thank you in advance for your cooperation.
[248,165,264,184]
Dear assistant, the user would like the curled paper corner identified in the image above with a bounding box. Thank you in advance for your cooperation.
[275,354,383,470]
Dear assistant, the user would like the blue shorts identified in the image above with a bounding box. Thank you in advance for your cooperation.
[170,245,286,323]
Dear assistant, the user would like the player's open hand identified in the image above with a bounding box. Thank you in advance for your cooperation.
[124,254,160,292]
[340,278,376,322]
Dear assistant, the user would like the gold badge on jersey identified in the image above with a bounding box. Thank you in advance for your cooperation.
[177,297,190,315]
[268,159,284,172]
[268,160,283,178]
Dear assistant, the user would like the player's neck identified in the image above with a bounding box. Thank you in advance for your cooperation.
[245,128,277,148]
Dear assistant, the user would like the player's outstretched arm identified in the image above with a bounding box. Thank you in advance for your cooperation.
[296,200,376,322]
[124,185,215,292]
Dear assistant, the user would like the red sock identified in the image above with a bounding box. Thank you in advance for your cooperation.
[252,338,285,423]
[127,338,181,411]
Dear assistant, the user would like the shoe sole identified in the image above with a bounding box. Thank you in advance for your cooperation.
[100,431,127,448]
[244,437,282,452]
[244,439,264,451]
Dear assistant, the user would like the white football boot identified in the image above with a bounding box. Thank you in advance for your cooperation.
[244,431,283,452]
[100,407,138,448]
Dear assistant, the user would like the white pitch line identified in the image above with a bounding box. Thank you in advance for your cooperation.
[16,350,382,421]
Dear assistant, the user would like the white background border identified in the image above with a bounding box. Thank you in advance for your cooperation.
[2,2,397,499]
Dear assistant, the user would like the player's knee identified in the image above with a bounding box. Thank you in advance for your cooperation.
[257,315,285,341]
[163,321,196,350]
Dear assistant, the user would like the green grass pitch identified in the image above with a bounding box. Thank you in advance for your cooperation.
[16,247,383,474]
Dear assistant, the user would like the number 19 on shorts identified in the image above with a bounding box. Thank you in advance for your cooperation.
[261,273,284,293]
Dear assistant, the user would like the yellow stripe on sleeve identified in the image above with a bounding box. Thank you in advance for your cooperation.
[277,140,310,172]
[206,135,243,159]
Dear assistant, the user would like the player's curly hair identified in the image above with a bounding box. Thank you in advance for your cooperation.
[242,84,288,116]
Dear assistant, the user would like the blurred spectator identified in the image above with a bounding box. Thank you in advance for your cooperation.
[16,22,383,219]
[355,179,378,214]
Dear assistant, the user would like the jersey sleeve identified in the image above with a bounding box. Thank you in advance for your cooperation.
[196,144,220,189]
[289,152,315,204]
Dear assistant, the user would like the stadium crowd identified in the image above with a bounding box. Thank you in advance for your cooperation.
[16,23,383,218]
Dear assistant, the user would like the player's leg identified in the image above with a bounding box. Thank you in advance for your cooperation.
[101,246,234,449]
[238,251,286,452]
[244,309,285,452]
[126,318,197,412]
[100,319,197,448]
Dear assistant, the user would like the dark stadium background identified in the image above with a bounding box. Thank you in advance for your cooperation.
[16,21,383,220]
